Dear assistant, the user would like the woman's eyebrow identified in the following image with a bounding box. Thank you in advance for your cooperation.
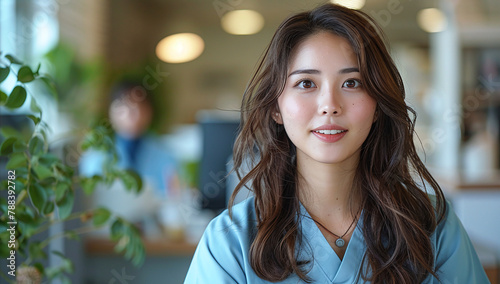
[288,69,320,77]
[339,67,359,74]
[288,67,360,77]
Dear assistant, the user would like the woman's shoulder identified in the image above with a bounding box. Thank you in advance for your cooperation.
[185,197,258,283]
[203,196,257,242]
[429,196,489,282]
[427,194,457,236]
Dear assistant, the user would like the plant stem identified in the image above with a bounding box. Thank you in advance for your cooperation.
[16,189,27,206]
[24,225,98,266]
[39,225,97,250]
[32,210,91,236]
[19,150,33,206]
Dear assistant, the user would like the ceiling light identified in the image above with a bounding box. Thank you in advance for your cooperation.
[417,8,447,33]
[156,33,204,63]
[221,10,264,35]
[330,0,366,10]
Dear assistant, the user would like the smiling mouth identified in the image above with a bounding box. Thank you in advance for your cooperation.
[313,129,347,135]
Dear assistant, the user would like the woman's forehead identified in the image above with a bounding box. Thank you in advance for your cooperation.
[287,32,359,73]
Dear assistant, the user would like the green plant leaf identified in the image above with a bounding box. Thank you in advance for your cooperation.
[119,220,145,266]
[27,114,41,125]
[52,251,74,273]
[13,179,26,192]
[33,262,45,276]
[110,218,125,241]
[133,241,145,266]
[80,175,102,195]
[5,54,22,64]
[119,169,143,193]
[60,164,74,177]
[42,200,55,215]
[0,126,22,139]
[80,132,96,151]
[6,152,27,169]
[56,189,74,220]
[39,153,58,166]
[13,139,27,152]
[0,90,7,105]
[17,207,37,224]
[39,76,58,98]
[0,66,9,83]
[28,184,47,214]
[18,221,39,239]
[33,164,53,180]
[93,207,111,227]
[39,125,47,137]
[29,135,44,155]
[5,85,27,108]
[0,137,17,155]
[17,65,35,83]
[53,164,73,179]
[28,241,47,260]
[54,182,70,202]
[34,63,41,75]
[30,96,42,113]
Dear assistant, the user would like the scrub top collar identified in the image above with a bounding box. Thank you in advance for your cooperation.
[297,202,366,283]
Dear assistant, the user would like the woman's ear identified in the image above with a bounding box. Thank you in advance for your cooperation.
[273,111,283,124]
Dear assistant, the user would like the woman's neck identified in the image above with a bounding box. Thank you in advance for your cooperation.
[296,152,360,221]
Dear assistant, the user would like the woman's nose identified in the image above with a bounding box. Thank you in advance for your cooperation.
[318,88,342,115]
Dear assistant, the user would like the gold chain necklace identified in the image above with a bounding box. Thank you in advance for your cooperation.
[303,209,361,248]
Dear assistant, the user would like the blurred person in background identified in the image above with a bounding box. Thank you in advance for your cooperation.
[79,81,178,230]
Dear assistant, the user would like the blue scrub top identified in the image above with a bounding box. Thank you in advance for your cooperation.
[184,197,489,283]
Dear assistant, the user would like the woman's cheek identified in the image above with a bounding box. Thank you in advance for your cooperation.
[352,99,377,124]
[283,97,310,121]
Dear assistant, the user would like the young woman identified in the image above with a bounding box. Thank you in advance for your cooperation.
[184,3,488,283]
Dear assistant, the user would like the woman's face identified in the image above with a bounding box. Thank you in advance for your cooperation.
[276,31,376,167]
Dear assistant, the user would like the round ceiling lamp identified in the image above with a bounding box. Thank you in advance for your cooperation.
[156,33,205,63]
[417,8,447,33]
[330,0,366,10]
[221,10,265,35]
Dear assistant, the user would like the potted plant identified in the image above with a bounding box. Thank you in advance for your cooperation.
[0,52,145,283]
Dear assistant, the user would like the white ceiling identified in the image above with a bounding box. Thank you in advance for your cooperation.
[148,0,500,45]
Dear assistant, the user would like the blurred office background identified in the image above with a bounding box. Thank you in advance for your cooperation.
[1,0,499,283]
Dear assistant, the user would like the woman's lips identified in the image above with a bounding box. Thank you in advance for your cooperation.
[311,124,348,143]
[311,129,348,142]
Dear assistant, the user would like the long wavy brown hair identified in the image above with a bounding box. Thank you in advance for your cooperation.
[230,3,446,283]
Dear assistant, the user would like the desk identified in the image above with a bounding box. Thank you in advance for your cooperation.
[85,238,197,256]
[485,266,498,284]
[84,238,195,283]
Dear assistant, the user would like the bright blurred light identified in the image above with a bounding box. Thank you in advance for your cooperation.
[156,33,204,63]
[221,10,264,35]
[330,0,366,10]
[417,8,447,33]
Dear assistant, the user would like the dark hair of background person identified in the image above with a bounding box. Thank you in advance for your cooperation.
[230,3,447,283]
[109,81,151,103]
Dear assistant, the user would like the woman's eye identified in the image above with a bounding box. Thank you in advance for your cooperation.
[295,80,316,89]
[342,79,362,88]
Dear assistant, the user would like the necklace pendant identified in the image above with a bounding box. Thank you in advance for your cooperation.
[335,238,345,248]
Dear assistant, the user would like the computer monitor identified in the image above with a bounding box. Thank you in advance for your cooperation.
[197,110,240,211]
